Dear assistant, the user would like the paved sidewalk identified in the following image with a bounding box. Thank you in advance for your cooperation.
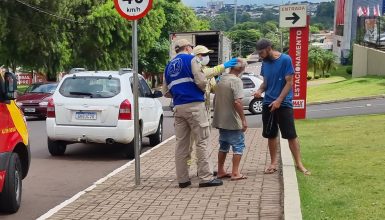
[44,128,283,220]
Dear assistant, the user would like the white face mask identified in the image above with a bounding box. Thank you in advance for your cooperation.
[200,56,210,66]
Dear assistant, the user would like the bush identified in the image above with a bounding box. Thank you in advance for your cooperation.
[325,73,331,78]
[314,75,320,79]
[346,66,352,75]
[307,75,312,80]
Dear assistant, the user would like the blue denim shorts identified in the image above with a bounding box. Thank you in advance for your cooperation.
[219,129,245,155]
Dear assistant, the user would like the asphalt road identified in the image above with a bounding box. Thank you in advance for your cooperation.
[306,97,385,119]
[1,97,384,219]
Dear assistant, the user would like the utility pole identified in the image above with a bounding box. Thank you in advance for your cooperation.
[234,0,237,25]
[239,39,242,57]
[280,31,283,52]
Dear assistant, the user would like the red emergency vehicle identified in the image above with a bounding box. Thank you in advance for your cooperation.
[0,71,30,213]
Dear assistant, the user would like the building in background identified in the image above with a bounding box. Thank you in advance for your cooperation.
[333,0,384,64]
[207,0,224,11]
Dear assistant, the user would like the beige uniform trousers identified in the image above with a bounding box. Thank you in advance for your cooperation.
[174,102,213,183]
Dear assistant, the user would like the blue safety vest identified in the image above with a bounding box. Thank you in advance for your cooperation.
[165,54,204,106]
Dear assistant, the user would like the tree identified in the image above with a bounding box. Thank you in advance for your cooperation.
[321,50,337,77]
[227,29,261,57]
[260,21,279,36]
[230,21,261,31]
[140,0,209,87]
[308,46,324,77]
[311,1,334,30]
[310,25,321,34]
[209,14,233,31]
[0,0,75,79]
[0,0,210,83]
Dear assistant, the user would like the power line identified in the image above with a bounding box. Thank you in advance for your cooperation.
[15,0,83,23]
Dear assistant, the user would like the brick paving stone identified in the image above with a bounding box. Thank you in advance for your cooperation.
[46,128,283,220]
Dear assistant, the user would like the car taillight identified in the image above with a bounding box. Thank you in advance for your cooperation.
[119,99,131,120]
[47,98,55,118]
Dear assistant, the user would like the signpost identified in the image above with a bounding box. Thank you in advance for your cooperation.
[114,0,152,186]
[279,4,309,119]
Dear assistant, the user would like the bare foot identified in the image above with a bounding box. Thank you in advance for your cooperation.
[296,166,311,176]
[264,164,278,174]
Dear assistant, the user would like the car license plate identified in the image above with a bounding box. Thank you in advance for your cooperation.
[75,112,97,120]
[24,108,35,113]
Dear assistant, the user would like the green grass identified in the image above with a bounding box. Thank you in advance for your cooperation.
[307,65,352,87]
[308,65,352,79]
[307,75,385,103]
[296,114,385,220]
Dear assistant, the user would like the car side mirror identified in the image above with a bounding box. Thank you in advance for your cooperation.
[4,72,17,100]
[152,90,163,98]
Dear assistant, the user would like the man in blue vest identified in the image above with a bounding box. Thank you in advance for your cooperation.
[163,39,223,188]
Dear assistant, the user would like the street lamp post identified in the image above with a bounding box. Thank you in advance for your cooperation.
[234,0,237,25]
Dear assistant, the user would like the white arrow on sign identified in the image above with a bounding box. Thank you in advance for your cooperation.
[114,0,152,20]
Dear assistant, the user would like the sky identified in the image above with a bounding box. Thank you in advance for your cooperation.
[181,0,328,7]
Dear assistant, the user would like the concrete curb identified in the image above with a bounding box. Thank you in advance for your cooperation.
[307,94,385,106]
[280,136,303,220]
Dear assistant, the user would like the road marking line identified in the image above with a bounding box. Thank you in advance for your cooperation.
[307,105,366,112]
[37,135,176,220]
[308,103,385,112]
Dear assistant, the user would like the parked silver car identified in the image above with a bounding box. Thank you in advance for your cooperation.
[169,73,264,114]
[241,73,264,114]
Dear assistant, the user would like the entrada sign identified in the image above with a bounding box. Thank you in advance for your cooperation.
[279,4,307,28]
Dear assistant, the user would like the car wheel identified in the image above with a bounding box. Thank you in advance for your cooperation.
[47,138,67,156]
[125,127,142,159]
[0,153,22,213]
[149,118,163,146]
[249,98,263,115]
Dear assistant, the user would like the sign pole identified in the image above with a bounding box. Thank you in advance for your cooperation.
[132,20,140,186]
[114,0,152,187]
[279,4,308,119]
[289,20,309,119]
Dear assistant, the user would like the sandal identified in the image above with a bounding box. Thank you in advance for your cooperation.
[217,173,232,179]
[231,174,248,181]
[264,167,278,174]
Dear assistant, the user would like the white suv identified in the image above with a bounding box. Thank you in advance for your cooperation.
[46,69,163,158]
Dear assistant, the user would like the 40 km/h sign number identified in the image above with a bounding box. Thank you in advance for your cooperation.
[114,0,152,20]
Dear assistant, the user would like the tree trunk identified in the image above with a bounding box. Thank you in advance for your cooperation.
[151,74,156,88]
[313,65,317,76]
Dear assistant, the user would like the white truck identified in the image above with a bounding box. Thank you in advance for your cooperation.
[169,31,232,67]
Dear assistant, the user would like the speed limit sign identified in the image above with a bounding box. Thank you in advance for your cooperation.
[114,0,153,20]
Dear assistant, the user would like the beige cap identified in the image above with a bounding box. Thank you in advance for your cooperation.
[174,39,192,50]
[193,45,214,55]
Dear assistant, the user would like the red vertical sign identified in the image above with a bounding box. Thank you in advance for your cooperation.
[289,17,309,119]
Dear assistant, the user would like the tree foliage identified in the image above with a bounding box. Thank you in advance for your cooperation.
[227,29,261,57]
[0,0,207,82]
[308,46,324,76]
[311,1,334,30]
[308,46,337,78]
